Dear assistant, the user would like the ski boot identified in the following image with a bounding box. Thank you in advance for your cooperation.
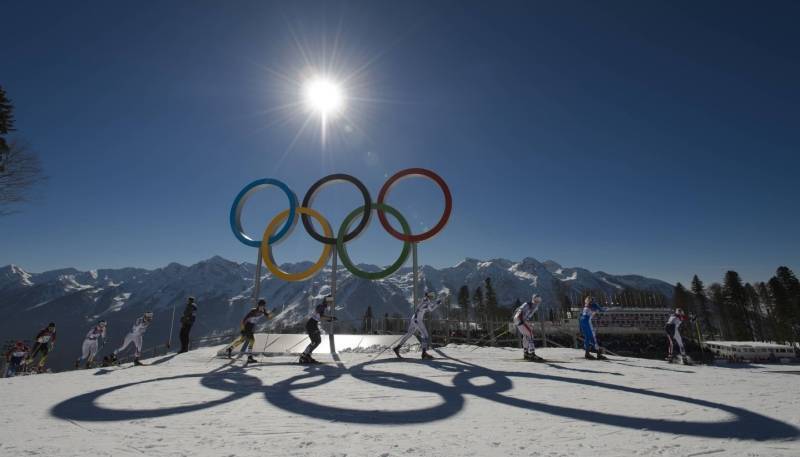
[584,350,596,360]
[421,350,434,360]
[393,346,402,358]
[596,348,608,361]
[524,351,532,361]
[246,355,258,364]
[527,352,545,362]
[133,358,143,366]
[299,353,319,364]
[109,353,118,365]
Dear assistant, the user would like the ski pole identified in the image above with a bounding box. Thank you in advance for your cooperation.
[285,336,310,354]
[259,311,281,354]
[469,329,510,351]
[370,334,408,361]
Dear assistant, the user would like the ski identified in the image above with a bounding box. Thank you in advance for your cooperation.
[510,358,574,363]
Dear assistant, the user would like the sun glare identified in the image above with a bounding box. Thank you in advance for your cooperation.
[304,77,344,116]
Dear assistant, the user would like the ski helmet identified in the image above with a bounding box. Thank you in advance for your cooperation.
[98,320,107,327]
[15,340,24,346]
[188,296,195,302]
[257,299,266,308]
[143,311,154,320]
[47,322,56,328]
[425,291,436,300]
[531,294,542,303]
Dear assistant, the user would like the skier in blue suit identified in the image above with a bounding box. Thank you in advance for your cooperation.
[579,296,607,360]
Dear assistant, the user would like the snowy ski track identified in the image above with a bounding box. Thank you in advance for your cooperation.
[1,345,798,457]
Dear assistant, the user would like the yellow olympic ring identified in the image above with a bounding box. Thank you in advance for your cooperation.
[261,207,332,281]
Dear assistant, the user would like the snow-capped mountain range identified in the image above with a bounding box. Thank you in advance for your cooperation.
[0,256,672,369]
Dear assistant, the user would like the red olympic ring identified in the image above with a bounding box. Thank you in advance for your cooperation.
[377,168,452,243]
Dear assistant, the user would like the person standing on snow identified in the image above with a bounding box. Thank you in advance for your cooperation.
[178,297,198,353]
[300,295,336,364]
[393,291,440,360]
[111,312,153,366]
[665,308,689,364]
[513,294,544,362]
[580,296,607,360]
[5,341,29,377]
[26,322,57,372]
[225,299,272,364]
[76,320,107,368]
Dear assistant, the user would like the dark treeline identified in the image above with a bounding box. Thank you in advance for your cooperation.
[356,266,800,347]
[673,266,800,345]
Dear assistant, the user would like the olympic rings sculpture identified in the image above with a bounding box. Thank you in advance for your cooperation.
[230,168,452,281]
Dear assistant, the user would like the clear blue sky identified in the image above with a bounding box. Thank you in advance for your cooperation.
[1,0,798,286]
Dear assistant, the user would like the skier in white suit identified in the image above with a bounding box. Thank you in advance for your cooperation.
[394,292,440,360]
[513,294,544,362]
[76,320,107,368]
[665,308,691,364]
[111,312,153,366]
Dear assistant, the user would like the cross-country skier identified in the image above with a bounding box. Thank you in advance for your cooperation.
[5,341,29,377]
[513,294,544,361]
[300,295,336,364]
[580,296,607,360]
[111,312,153,366]
[178,297,197,353]
[665,308,689,364]
[26,322,57,372]
[76,321,107,369]
[393,291,440,360]
[224,299,272,364]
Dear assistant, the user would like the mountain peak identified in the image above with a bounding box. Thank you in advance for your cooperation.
[543,260,562,272]
[0,264,34,286]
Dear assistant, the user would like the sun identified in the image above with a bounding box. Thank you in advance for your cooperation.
[303,77,345,116]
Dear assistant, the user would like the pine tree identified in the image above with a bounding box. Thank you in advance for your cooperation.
[673,283,690,311]
[744,283,765,341]
[690,275,715,337]
[722,271,753,340]
[0,85,45,214]
[776,266,800,298]
[0,85,16,173]
[362,305,373,334]
[708,283,727,339]
[484,277,499,320]
[473,286,485,323]
[457,286,470,322]
[768,276,794,344]
[775,266,800,337]
[756,282,776,341]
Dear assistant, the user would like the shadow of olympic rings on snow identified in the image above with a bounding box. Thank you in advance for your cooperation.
[50,355,799,441]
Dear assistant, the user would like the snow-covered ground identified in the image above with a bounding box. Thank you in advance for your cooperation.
[1,345,799,457]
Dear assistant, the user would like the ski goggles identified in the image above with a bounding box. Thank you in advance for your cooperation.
[230,168,452,281]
